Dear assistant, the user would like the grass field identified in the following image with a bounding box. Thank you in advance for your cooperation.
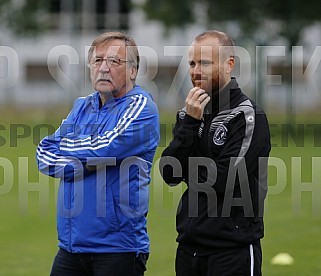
[0,109,321,276]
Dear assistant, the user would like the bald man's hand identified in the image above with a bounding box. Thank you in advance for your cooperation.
[185,87,210,120]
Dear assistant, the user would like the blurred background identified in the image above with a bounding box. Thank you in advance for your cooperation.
[1,0,321,115]
[0,0,321,275]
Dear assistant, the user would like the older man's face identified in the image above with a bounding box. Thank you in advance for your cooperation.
[89,39,135,98]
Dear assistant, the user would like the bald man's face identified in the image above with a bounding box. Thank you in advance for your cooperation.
[188,37,233,94]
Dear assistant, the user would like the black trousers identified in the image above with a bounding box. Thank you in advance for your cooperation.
[50,248,148,276]
[175,242,262,276]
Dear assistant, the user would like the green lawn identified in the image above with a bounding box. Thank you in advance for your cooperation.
[0,111,320,276]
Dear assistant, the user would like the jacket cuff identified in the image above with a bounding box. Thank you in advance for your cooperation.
[182,114,202,131]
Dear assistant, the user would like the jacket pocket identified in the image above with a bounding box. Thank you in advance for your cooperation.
[105,183,120,231]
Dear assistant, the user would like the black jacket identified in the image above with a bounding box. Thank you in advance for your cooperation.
[160,78,271,255]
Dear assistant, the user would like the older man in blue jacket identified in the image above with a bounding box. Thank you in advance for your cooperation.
[37,31,160,276]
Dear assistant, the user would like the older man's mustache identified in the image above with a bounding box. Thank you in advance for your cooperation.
[96,75,113,83]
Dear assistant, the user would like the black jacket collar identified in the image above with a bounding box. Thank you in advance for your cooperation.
[204,77,240,115]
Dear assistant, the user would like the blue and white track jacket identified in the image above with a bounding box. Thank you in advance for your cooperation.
[36,85,160,254]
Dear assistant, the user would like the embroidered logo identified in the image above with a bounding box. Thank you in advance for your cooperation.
[247,115,254,123]
[178,110,186,120]
[213,125,228,146]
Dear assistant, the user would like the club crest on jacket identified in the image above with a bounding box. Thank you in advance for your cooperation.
[213,124,228,146]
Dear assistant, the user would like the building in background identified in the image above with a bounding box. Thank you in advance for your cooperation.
[0,0,320,115]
